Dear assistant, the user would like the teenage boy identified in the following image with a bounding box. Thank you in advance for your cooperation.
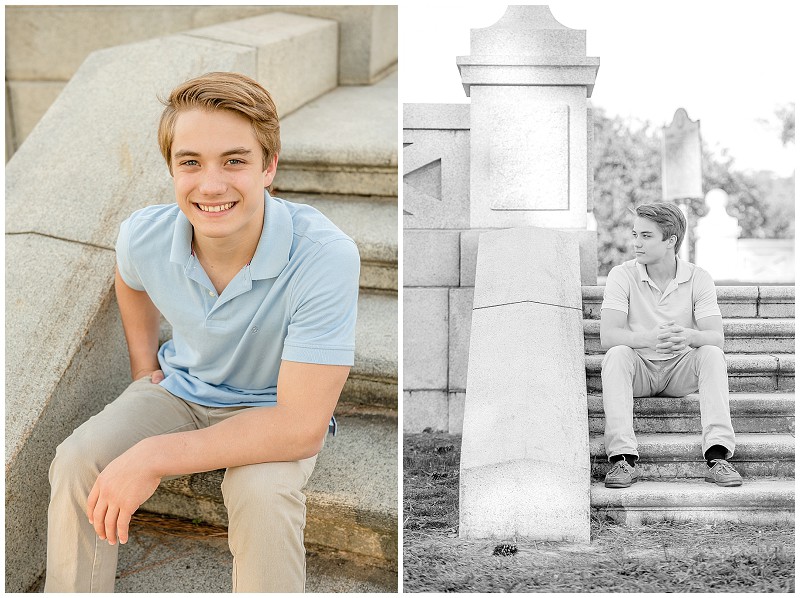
[600,202,741,489]
[45,72,360,592]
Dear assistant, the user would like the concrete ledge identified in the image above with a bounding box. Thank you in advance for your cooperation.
[592,479,794,525]
[587,392,795,434]
[589,433,795,479]
[142,413,397,563]
[186,12,338,117]
[759,286,795,318]
[274,73,398,197]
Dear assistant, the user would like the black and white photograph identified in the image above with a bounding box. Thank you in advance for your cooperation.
[401,2,794,592]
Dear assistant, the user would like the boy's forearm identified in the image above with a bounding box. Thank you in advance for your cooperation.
[138,403,326,477]
[687,328,724,349]
[600,327,648,350]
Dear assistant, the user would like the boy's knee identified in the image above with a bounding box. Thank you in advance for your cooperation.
[49,433,99,488]
[223,463,308,515]
[695,344,726,364]
[602,345,636,370]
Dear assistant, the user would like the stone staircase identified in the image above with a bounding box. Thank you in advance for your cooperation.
[581,285,794,524]
[140,68,398,588]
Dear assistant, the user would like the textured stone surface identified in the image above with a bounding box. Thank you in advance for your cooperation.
[448,392,466,434]
[6,81,66,147]
[592,479,795,525]
[5,236,131,593]
[403,288,449,391]
[460,227,589,541]
[464,229,597,286]
[587,392,795,434]
[402,391,448,433]
[187,12,338,117]
[759,286,795,318]
[403,126,470,230]
[274,72,397,197]
[403,230,460,287]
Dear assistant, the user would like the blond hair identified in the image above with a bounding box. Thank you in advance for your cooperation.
[158,72,280,173]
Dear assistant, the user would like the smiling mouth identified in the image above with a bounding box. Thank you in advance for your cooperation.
[196,202,236,213]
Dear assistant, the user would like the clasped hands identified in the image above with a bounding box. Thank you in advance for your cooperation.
[652,320,695,354]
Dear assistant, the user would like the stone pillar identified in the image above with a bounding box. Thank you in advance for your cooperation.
[695,188,740,280]
[457,5,599,231]
[459,227,590,542]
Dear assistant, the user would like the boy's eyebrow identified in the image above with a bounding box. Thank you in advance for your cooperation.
[173,147,253,159]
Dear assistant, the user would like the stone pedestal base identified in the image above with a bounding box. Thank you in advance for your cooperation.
[459,227,590,542]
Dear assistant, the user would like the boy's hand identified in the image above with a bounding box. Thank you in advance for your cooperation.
[657,322,694,354]
[134,369,164,383]
[86,442,162,546]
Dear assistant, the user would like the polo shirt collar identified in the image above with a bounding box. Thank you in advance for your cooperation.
[169,190,293,281]
[635,256,691,294]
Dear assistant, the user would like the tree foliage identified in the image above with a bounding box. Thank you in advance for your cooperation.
[592,108,793,276]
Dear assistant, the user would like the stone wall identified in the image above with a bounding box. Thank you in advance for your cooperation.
[5,5,397,156]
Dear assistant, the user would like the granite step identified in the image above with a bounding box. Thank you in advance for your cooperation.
[583,318,795,354]
[142,411,398,565]
[160,290,397,410]
[589,432,795,480]
[585,353,795,393]
[582,285,795,320]
[587,392,795,434]
[274,71,397,197]
[591,479,795,525]
[283,192,397,292]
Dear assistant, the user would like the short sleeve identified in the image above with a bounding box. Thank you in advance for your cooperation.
[282,238,361,366]
[601,266,630,314]
[693,268,722,320]
[115,216,145,291]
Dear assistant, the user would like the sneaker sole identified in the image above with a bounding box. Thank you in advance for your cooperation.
[604,478,638,489]
[704,477,743,487]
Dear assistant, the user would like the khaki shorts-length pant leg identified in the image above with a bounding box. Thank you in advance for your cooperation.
[45,377,317,593]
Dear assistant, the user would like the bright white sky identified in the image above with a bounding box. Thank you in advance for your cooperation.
[399,1,798,177]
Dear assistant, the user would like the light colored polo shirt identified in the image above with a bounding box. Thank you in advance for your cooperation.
[115,190,360,407]
[601,257,721,361]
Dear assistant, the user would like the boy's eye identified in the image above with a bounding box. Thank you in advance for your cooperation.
[181,160,199,167]
[228,159,243,165]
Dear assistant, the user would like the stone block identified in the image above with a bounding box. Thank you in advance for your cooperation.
[402,391,448,433]
[448,288,475,391]
[189,13,338,117]
[6,81,65,150]
[403,124,470,229]
[403,288,448,391]
[717,286,759,318]
[403,230,460,287]
[275,72,397,197]
[460,227,589,542]
[463,229,596,286]
[472,228,583,310]
[448,392,466,434]
[758,286,795,318]
[5,235,131,593]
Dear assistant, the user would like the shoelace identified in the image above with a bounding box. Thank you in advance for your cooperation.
[609,461,631,474]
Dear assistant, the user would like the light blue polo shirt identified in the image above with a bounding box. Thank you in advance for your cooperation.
[602,257,721,361]
[115,191,360,408]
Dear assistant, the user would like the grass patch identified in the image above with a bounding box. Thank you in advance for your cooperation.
[403,432,794,592]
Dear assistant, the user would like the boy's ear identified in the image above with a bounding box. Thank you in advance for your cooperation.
[263,153,279,188]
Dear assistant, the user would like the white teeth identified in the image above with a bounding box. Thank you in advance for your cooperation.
[198,202,234,213]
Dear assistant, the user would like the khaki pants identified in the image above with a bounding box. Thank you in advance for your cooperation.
[45,377,317,593]
[601,345,736,461]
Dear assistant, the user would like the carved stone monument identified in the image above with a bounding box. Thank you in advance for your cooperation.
[457,5,599,230]
[459,227,590,542]
[662,108,702,260]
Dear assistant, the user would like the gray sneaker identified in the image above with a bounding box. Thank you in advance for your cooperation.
[705,459,743,487]
[604,460,639,488]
